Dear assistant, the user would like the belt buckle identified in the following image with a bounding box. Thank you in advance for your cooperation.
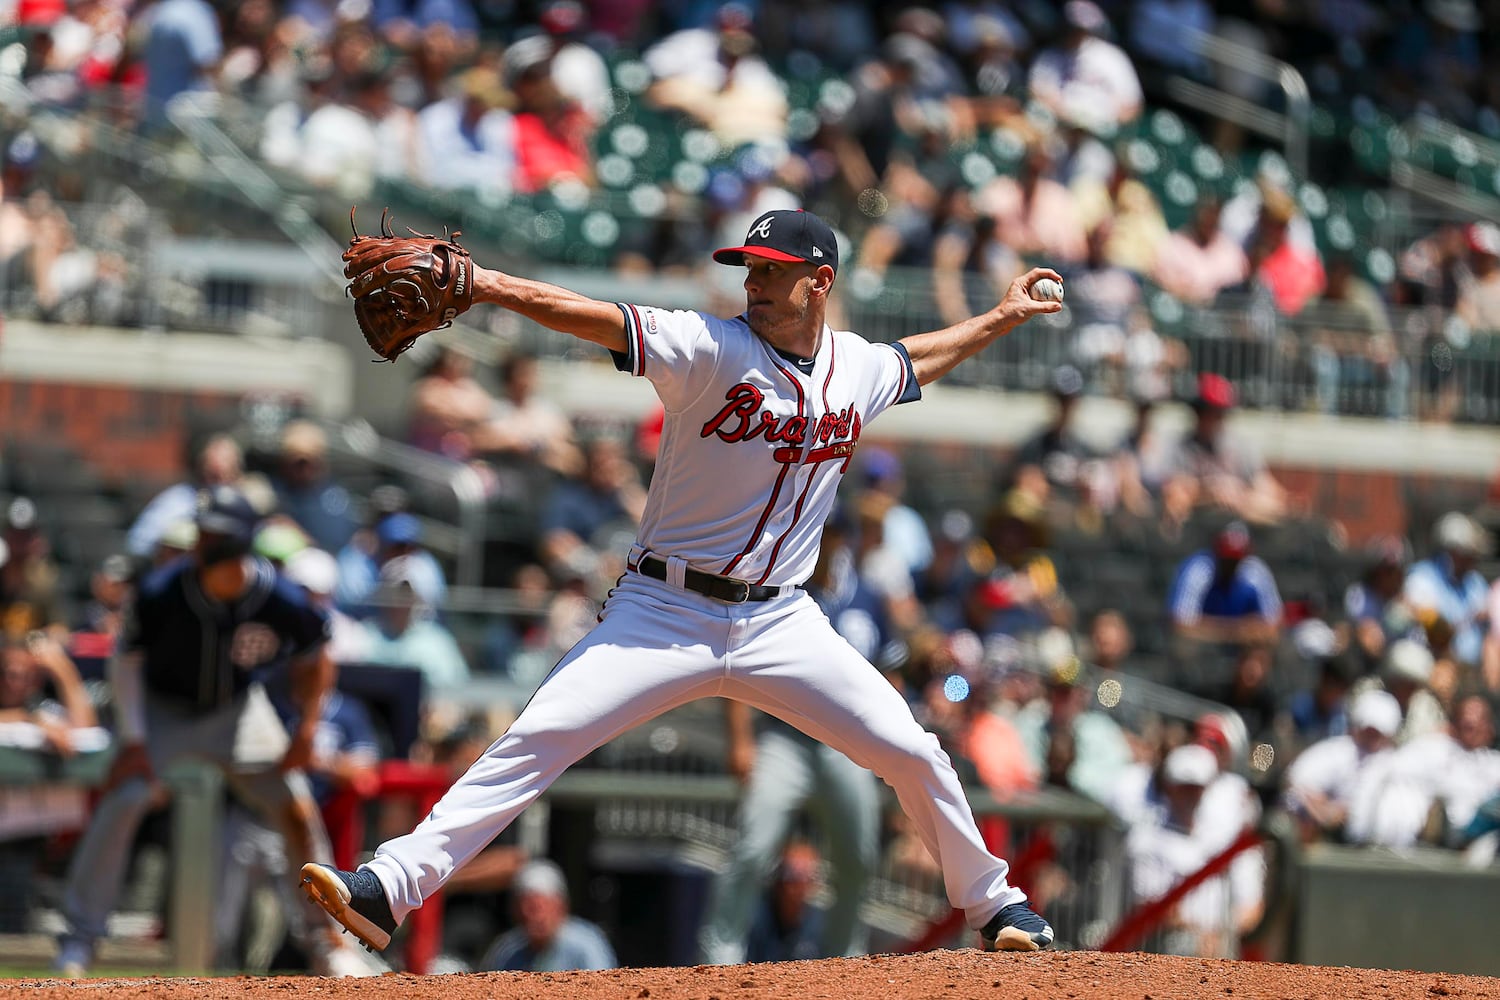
[724,578,751,604]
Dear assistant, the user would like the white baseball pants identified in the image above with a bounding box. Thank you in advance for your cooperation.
[364,571,1026,930]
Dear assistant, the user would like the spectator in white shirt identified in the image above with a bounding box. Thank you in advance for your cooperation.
[1126,744,1237,956]
[1027,1,1143,135]
[1282,689,1401,842]
[415,66,517,193]
[1352,638,1447,747]
[1347,695,1500,849]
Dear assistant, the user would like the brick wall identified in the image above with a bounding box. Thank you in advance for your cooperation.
[0,379,244,487]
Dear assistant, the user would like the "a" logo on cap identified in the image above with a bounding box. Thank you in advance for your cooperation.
[749,215,774,239]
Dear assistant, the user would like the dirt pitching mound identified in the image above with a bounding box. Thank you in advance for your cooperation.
[11,950,1497,1000]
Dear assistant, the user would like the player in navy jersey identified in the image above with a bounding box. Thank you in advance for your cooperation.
[55,487,372,977]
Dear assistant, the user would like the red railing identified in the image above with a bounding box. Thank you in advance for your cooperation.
[1098,826,1264,954]
[322,760,454,974]
[896,816,1058,953]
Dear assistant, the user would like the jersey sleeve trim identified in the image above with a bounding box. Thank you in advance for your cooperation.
[888,341,922,406]
[610,302,647,377]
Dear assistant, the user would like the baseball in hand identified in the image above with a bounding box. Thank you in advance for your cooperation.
[1031,278,1065,303]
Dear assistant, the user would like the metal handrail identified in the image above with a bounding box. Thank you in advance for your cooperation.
[166,100,348,289]
[320,418,489,588]
[1165,27,1311,178]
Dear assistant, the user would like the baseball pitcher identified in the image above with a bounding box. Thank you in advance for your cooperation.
[303,208,1063,955]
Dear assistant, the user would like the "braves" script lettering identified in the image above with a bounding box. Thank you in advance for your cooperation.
[701,382,861,467]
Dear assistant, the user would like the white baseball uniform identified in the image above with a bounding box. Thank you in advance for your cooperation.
[362,304,1028,930]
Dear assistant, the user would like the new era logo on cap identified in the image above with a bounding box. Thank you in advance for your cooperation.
[713,209,839,273]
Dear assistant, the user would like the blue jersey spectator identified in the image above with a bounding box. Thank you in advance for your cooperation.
[141,0,223,130]
[479,860,616,972]
[539,437,644,580]
[1344,536,1421,672]
[744,844,827,964]
[1287,658,1352,745]
[1403,513,1490,667]
[1167,522,1282,645]
[272,687,380,805]
[335,512,448,616]
[270,421,356,555]
[358,556,469,691]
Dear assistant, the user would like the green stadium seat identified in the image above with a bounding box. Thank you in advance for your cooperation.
[1297,182,1328,220]
[1149,109,1188,151]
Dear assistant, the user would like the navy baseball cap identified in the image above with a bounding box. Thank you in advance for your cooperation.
[713,209,839,273]
[376,512,423,547]
[195,486,258,541]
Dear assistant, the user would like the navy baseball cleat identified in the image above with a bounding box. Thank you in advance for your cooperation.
[980,901,1054,952]
[300,863,398,952]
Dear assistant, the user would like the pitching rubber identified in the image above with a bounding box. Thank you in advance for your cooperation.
[299,863,392,952]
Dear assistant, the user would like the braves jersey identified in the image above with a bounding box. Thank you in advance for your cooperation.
[126,555,332,712]
[612,305,921,588]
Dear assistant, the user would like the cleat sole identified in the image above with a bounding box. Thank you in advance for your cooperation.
[300,863,393,952]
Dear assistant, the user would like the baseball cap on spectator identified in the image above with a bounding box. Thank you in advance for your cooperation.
[1163,744,1218,787]
[159,518,199,552]
[705,170,746,211]
[713,209,839,273]
[1382,638,1434,686]
[715,1,754,32]
[1466,222,1500,257]
[539,0,585,34]
[1213,521,1252,560]
[1063,0,1108,33]
[1036,627,1079,681]
[971,14,1018,51]
[5,497,38,534]
[376,512,423,548]
[196,486,259,542]
[1291,617,1338,661]
[16,0,65,26]
[1050,364,1085,399]
[882,31,936,71]
[462,65,516,108]
[861,448,903,487]
[1194,373,1236,411]
[939,508,975,544]
[285,547,340,597]
[1195,711,1247,762]
[1348,689,1402,738]
[6,132,39,172]
[1433,511,1488,555]
[254,522,310,564]
[513,859,569,901]
[99,554,133,583]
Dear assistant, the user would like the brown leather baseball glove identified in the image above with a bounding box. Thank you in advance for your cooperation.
[343,207,475,362]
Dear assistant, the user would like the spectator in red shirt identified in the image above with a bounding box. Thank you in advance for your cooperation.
[1248,185,1324,316]
[1152,196,1248,307]
[509,48,593,194]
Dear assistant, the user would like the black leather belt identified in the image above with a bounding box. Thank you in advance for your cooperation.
[629,554,782,603]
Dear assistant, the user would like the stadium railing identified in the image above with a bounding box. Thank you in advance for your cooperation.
[0,748,223,973]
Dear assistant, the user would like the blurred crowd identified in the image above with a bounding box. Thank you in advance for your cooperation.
[5,1,1500,424]
[5,0,1500,971]
[5,335,1500,964]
